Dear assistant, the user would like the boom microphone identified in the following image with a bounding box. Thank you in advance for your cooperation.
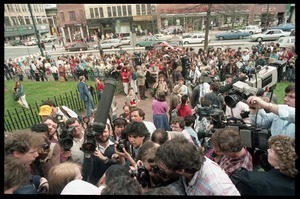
[219,76,248,93]
[93,77,116,135]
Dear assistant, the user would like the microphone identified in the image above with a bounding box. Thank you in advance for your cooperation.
[219,76,248,93]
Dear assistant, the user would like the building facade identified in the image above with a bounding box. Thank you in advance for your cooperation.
[4,4,51,42]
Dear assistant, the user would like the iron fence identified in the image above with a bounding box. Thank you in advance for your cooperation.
[4,89,99,132]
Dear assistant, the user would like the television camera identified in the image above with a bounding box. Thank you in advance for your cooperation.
[80,77,117,154]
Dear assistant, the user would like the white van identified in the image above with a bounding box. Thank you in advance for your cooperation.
[239,25,262,34]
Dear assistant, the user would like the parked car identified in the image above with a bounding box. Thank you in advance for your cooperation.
[9,40,23,46]
[65,42,89,52]
[94,39,122,49]
[271,23,295,32]
[181,33,210,45]
[135,36,164,47]
[239,25,262,34]
[148,43,183,54]
[249,29,290,42]
[120,37,131,45]
[23,38,38,46]
[153,34,173,41]
[215,30,251,40]
[40,35,57,43]
[276,36,295,48]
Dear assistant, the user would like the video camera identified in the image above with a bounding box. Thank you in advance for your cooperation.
[81,77,117,154]
[131,165,150,188]
[81,125,98,154]
[224,81,265,108]
[116,139,131,153]
[59,126,75,151]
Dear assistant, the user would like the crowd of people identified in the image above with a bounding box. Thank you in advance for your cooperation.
[4,38,297,195]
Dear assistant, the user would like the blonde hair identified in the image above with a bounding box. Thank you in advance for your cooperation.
[47,162,82,194]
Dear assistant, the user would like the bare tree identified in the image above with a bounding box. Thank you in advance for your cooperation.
[204,4,212,52]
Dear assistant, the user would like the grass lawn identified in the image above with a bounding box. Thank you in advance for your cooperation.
[4,79,290,112]
[4,79,124,111]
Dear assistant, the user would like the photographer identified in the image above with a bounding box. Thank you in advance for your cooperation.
[246,84,295,138]
[82,122,122,186]
[5,130,49,194]
[65,117,85,165]
[30,123,61,178]
[135,141,186,195]
[122,121,151,162]
[189,71,211,108]
[209,128,253,176]
[230,135,297,195]
[203,82,224,111]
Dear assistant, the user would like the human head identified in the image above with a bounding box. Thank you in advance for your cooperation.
[130,107,146,122]
[4,156,28,194]
[151,128,169,145]
[225,74,233,83]
[180,94,189,105]
[267,135,297,178]
[122,104,131,116]
[172,85,182,94]
[284,83,295,107]
[38,105,53,117]
[42,116,58,138]
[123,121,150,149]
[4,130,44,165]
[155,137,205,176]
[210,82,221,92]
[184,115,196,127]
[170,116,185,131]
[155,92,166,102]
[96,122,111,144]
[112,117,128,139]
[177,77,184,85]
[66,117,82,138]
[210,128,243,156]
[47,161,83,194]
[79,75,85,82]
[101,175,142,195]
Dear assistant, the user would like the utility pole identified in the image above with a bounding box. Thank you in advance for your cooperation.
[28,4,44,57]
[264,4,270,31]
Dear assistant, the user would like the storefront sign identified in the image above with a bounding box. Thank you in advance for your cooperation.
[133,15,153,21]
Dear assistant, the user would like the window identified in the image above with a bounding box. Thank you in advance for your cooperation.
[95,8,99,18]
[127,5,132,16]
[60,12,65,22]
[107,7,112,17]
[12,17,18,26]
[136,4,140,15]
[112,6,116,17]
[25,17,30,24]
[100,7,104,18]
[22,4,27,12]
[15,4,20,12]
[69,11,76,21]
[117,6,121,16]
[90,8,94,18]
[147,4,151,15]
[4,16,11,26]
[122,5,127,16]
[141,4,146,15]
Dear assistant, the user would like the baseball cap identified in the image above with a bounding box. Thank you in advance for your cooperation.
[38,105,52,116]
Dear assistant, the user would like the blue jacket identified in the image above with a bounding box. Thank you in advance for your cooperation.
[77,81,91,102]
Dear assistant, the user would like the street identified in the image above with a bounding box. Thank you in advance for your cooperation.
[5,30,259,62]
